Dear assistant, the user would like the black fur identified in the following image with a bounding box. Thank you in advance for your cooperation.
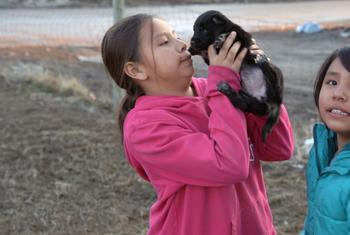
[188,10,284,141]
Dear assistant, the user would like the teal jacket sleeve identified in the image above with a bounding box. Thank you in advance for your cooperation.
[347,199,350,235]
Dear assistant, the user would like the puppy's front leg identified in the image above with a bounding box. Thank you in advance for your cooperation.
[238,90,268,116]
[217,81,248,111]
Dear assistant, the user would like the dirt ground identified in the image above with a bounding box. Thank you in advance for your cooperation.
[0,29,349,235]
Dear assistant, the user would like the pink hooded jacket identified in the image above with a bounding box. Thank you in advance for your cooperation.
[123,66,294,235]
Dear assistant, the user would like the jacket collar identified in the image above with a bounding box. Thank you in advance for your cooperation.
[314,123,350,175]
[313,123,337,171]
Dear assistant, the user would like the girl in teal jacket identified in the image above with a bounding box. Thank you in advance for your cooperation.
[301,45,350,235]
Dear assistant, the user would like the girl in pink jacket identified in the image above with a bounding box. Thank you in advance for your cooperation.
[101,13,294,235]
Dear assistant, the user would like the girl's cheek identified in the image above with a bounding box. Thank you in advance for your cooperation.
[319,97,325,109]
[318,95,327,118]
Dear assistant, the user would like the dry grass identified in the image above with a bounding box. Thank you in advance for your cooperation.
[0,63,97,105]
[32,72,96,103]
[2,29,349,234]
[0,57,313,235]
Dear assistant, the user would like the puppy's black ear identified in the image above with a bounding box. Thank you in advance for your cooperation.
[212,15,225,25]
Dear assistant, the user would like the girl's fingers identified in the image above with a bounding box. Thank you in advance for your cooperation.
[248,42,270,61]
[207,44,217,65]
[232,47,248,72]
[207,30,248,71]
[250,48,264,55]
[249,44,259,50]
[226,41,242,63]
[218,31,236,61]
[249,41,264,55]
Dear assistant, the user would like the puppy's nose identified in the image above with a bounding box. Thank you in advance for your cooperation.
[188,40,199,54]
[188,46,195,55]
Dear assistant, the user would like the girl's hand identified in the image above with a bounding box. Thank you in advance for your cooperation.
[208,31,247,73]
[249,38,271,61]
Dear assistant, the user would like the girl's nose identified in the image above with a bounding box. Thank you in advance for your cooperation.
[333,85,348,102]
[177,39,187,52]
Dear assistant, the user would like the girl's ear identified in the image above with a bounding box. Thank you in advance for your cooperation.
[124,62,148,81]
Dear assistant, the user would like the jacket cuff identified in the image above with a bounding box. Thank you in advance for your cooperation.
[206,66,241,97]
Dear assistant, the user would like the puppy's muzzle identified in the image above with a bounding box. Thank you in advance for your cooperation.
[188,45,200,55]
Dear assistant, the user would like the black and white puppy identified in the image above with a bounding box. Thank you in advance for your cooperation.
[188,10,284,141]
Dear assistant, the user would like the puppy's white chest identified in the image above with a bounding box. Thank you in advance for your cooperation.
[240,64,266,100]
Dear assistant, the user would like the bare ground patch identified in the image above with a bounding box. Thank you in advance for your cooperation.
[1,29,349,235]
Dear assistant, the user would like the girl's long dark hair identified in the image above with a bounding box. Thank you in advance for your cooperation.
[314,45,350,108]
[101,14,153,135]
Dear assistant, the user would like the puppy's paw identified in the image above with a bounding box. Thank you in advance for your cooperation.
[217,81,230,91]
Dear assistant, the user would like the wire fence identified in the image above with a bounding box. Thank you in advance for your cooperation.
[1,1,349,108]
[1,1,349,48]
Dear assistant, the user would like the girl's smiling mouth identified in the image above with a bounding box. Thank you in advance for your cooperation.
[327,107,350,117]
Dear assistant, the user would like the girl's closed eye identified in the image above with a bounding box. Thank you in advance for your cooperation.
[159,40,168,46]
[156,33,170,46]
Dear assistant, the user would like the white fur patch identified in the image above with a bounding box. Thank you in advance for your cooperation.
[240,64,266,100]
